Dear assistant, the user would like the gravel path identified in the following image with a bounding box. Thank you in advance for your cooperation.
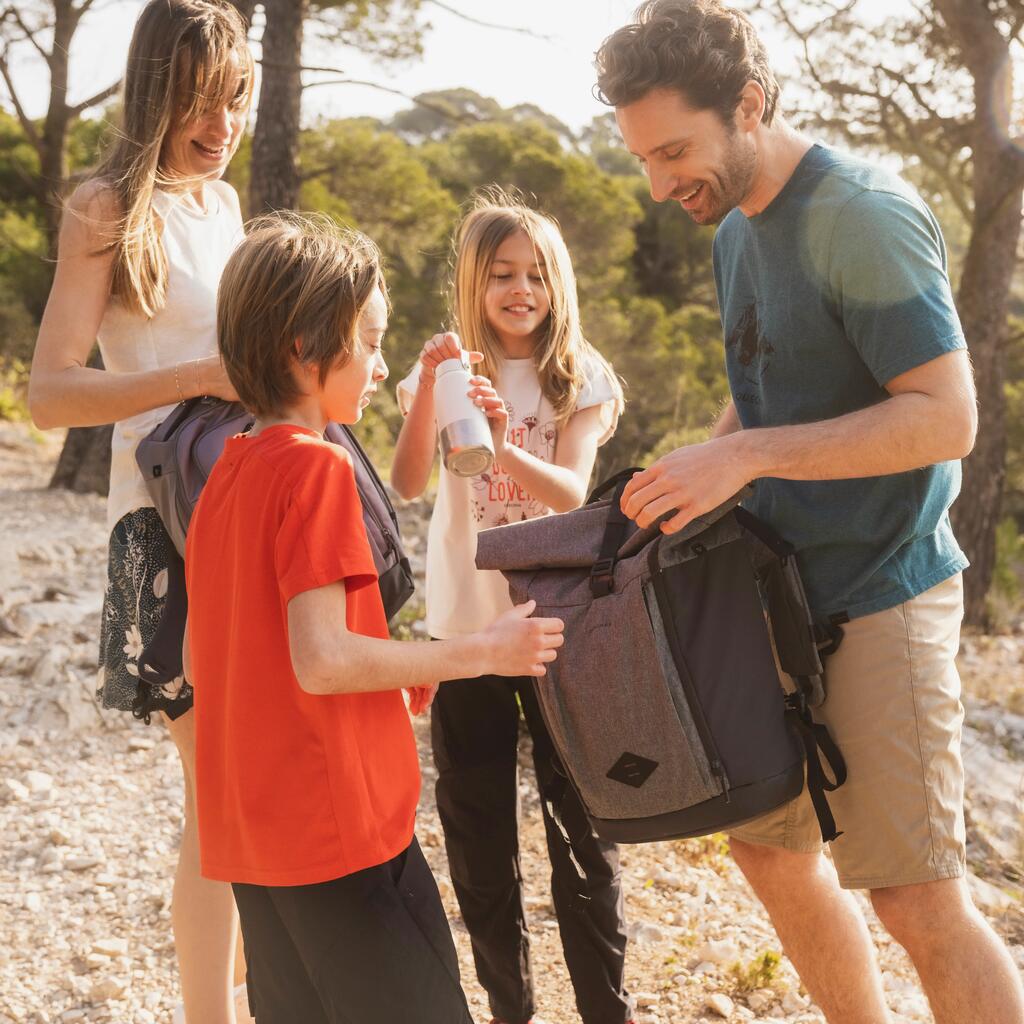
[1,422,1021,1024]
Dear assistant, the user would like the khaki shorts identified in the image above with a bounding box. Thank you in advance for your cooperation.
[729,573,967,890]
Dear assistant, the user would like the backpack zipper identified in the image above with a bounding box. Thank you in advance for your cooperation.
[647,547,731,800]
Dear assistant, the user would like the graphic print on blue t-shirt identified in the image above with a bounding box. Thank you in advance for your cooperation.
[726,303,774,404]
[712,144,968,621]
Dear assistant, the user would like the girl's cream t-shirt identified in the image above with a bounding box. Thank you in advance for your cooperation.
[397,355,620,640]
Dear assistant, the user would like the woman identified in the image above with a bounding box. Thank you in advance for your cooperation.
[29,2,254,1020]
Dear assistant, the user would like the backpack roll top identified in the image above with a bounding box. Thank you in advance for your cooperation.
[476,472,846,846]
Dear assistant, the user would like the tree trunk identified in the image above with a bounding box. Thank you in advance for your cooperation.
[949,162,1024,625]
[249,0,306,213]
[49,351,113,495]
[50,424,112,495]
[39,0,75,252]
[936,0,1024,626]
[230,0,258,26]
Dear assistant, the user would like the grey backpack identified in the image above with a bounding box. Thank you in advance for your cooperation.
[475,469,847,845]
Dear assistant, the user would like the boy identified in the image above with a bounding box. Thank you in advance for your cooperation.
[184,212,565,1024]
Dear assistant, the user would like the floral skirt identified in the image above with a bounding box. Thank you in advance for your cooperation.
[97,507,193,722]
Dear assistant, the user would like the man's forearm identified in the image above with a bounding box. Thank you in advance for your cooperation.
[733,391,972,482]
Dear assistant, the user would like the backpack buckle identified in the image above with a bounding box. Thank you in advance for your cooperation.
[590,557,616,597]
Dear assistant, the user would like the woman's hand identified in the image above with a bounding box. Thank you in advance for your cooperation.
[469,376,509,457]
[417,331,483,391]
[194,355,239,402]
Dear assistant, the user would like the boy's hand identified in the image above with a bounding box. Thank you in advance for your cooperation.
[476,600,564,678]
[417,332,484,391]
[468,376,509,456]
[405,683,438,716]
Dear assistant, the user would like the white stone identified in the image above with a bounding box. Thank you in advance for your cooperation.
[706,992,735,1018]
[696,938,741,965]
[781,989,808,1014]
[5,778,30,801]
[23,892,42,913]
[88,976,128,1001]
[747,989,775,1012]
[91,938,129,958]
[66,856,101,871]
[24,769,54,794]
[967,873,1017,913]
[631,922,666,945]
[635,991,659,1007]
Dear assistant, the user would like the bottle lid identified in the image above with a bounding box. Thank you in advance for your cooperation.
[436,352,471,377]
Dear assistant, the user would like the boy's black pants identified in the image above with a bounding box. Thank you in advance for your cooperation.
[232,838,472,1024]
[431,673,632,1024]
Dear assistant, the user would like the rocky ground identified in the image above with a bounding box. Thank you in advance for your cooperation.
[1,421,1022,1024]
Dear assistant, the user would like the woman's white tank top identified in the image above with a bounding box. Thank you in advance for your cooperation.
[96,180,243,532]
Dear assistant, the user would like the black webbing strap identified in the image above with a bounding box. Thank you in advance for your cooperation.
[813,614,848,658]
[785,690,848,843]
[589,478,633,597]
[586,466,644,505]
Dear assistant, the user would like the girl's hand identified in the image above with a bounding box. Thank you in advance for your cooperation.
[194,355,239,402]
[406,683,438,716]
[417,331,483,391]
[469,376,509,457]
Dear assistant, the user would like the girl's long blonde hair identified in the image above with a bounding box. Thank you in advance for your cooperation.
[453,189,624,424]
[91,0,253,318]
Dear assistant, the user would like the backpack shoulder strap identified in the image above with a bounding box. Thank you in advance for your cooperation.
[588,471,641,597]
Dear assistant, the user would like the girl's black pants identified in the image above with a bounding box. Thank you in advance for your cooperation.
[431,672,632,1024]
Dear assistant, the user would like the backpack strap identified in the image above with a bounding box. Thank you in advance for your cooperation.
[733,505,849,839]
[589,476,635,597]
[784,689,848,843]
[586,466,644,505]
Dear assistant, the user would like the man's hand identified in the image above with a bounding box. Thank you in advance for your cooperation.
[621,433,755,535]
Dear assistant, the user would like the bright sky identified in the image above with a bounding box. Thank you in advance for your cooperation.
[8,0,907,134]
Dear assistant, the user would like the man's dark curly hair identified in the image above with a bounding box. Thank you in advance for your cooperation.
[595,0,780,127]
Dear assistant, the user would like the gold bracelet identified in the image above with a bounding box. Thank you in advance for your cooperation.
[193,358,202,397]
[174,362,184,403]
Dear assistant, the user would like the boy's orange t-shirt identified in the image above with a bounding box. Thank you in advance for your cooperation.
[184,424,420,886]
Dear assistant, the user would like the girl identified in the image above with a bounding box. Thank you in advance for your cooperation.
[391,192,634,1024]
[29,2,253,1021]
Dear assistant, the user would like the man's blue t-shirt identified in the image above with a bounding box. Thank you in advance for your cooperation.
[712,144,968,620]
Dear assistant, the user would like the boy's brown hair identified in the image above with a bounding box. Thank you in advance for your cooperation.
[595,0,780,127]
[217,213,386,418]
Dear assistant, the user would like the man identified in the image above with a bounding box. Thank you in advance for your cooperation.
[595,3,1024,1023]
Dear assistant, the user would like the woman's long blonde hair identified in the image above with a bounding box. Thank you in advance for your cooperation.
[453,189,624,424]
[91,0,253,318]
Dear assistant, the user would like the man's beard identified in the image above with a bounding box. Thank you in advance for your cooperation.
[687,134,757,225]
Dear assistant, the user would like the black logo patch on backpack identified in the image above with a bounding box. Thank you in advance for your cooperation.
[606,752,659,789]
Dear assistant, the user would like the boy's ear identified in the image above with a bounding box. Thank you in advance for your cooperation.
[288,337,317,394]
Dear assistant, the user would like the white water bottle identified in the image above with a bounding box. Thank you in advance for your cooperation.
[434,352,495,478]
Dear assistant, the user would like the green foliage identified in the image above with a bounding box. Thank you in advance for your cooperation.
[313,0,425,63]
[729,950,783,994]
[300,118,459,385]
[0,209,49,356]
[987,518,1024,630]
[0,358,30,422]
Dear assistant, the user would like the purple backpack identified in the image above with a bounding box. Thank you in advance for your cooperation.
[129,397,415,704]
